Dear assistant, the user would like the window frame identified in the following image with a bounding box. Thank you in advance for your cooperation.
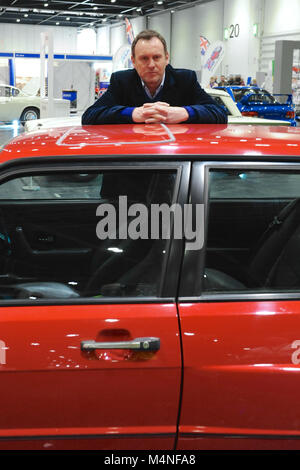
[0,158,191,306]
[179,160,300,302]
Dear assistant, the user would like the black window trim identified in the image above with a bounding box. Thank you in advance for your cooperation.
[179,160,300,303]
[0,159,191,305]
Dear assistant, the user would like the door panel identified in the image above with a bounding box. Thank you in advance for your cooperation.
[2,202,97,284]
[0,303,181,449]
[177,300,300,450]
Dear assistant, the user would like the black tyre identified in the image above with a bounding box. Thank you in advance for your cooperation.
[20,107,40,122]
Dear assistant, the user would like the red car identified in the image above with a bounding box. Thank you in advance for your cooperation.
[1,122,300,450]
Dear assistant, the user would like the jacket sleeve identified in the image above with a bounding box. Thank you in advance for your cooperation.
[81,73,134,125]
[186,72,228,124]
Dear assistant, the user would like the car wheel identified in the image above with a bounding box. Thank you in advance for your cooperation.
[20,107,40,122]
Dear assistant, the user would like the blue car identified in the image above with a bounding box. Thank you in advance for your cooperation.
[215,86,297,126]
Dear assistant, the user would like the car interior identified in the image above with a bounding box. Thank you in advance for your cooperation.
[0,169,176,300]
[204,169,300,293]
[0,166,299,299]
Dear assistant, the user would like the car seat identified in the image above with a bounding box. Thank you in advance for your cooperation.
[204,198,300,291]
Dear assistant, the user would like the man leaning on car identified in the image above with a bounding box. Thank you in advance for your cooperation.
[81,30,227,125]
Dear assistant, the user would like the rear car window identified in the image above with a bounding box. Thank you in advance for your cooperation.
[204,168,300,294]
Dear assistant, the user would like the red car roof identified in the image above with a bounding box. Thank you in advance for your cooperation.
[1,124,300,162]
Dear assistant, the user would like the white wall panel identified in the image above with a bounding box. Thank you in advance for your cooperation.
[53,62,95,112]
[148,12,171,54]
[0,64,9,85]
[222,0,261,81]
[110,24,126,55]
[264,0,300,35]
[96,26,110,55]
[260,0,300,93]
[0,23,77,54]
[77,28,97,54]
[131,16,147,36]
[171,1,223,71]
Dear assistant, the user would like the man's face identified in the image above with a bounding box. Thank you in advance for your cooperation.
[132,37,169,92]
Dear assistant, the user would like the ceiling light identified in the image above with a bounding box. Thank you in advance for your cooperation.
[56,22,60,25]
[93,6,98,10]
[24,13,28,17]
[157,1,163,4]
[16,19,20,22]
[102,18,107,22]
[137,7,142,12]
[111,0,116,3]
[66,17,70,20]
[44,3,49,6]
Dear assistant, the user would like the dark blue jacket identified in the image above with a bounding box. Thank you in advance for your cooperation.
[81,64,227,125]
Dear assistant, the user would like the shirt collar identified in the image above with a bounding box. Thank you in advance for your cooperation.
[141,72,165,99]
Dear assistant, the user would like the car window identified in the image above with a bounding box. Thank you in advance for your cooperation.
[11,88,20,97]
[204,168,300,294]
[231,89,248,101]
[211,96,230,115]
[0,173,103,200]
[0,87,11,98]
[0,168,177,300]
[209,170,300,198]
[247,92,275,104]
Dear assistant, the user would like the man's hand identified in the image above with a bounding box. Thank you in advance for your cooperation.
[132,102,169,123]
[132,102,189,124]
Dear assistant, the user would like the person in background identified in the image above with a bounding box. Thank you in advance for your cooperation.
[209,76,218,88]
[232,75,245,86]
[218,75,227,86]
[82,30,227,125]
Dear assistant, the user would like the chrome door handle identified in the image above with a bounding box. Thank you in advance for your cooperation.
[81,337,160,352]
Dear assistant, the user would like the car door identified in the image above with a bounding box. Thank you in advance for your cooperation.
[0,159,189,450]
[178,161,300,451]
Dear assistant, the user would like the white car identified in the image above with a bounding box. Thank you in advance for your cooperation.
[0,85,69,123]
[0,85,41,122]
[24,88,291,132]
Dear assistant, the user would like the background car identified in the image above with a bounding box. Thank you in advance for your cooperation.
[0,84,70,124]
[215,85,297,126]
[0,84,41,122]
[208,88,291,126]
[23,87,291,133]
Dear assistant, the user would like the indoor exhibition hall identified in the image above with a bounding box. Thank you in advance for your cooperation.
[0,0,300,454]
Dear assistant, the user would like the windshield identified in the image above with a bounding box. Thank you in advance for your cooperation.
[232,88,277,104]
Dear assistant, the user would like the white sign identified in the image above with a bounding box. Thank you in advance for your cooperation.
[201,40,225,88]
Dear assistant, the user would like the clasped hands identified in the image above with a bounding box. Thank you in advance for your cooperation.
[132,101,189,124]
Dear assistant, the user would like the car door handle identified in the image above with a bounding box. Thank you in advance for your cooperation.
[81,337,160,352]
[15,226,91,257]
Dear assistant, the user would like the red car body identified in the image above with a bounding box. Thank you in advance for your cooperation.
[1,123,300,450]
